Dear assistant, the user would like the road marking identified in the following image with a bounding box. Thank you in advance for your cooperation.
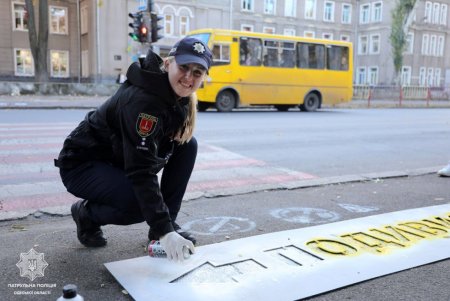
[338,203,379,213]
[105,204,450,301]
[0,122,319,217]
[270,207,341,224]
[182,216,256,236]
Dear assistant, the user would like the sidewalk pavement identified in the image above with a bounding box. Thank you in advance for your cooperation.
[1,94,450,109]
[1,172,449,301]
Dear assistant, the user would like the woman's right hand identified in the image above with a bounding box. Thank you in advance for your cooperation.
[160,231,195,262]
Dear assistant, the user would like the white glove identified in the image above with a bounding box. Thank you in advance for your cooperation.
[160,231,195,262]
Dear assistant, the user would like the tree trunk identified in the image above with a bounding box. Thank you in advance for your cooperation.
[25,0,49,91]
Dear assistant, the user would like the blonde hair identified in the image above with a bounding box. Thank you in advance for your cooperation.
[176,93,197,144]
[164,56,199,144]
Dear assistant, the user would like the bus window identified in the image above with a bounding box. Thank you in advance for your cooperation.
[212,44,230,66]
[327,45,349,71]
[240,37,262,66]
[297,43,325,69]
[280,42,296,68]
[263,40,280,67]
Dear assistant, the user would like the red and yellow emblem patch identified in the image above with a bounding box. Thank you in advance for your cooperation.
[136,113,158,137]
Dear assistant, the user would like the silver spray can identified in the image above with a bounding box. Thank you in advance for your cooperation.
[148,240,191,259]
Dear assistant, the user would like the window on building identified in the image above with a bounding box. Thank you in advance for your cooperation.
[304,31,315,38]
[434,68,441,86]
[341,3,351,24]
[180,15,189,36]
[405,32,414,54]
[372,2,382,22]
[440,4,448,25]
[297,42,325,69]
[418,67,425,86]
[264,0,276,14]
[421,34,429,55]
[81,50,89,78]
[14,49,34,76]
[51,50,69,78]
[358,35,368,54]
[357,67,366,84]
[340,35,350,41]
[424,2,432,23]
[285,0,297,17]
[437,36,444,56]
[305,0,316,19]
[430,35,436,56]
[263,27,276,34]
[360,4,370,24]
[284,28,296,36]
[433,3,440,24]
[242,0,254,12]
[164,14,174,36]
[368,67,378,85]
[322,33,333,40]
[427,68,434,86]
[212,44,231,65]
[401,66,411,86]
[370,34,380,54]
[80,6,88,34]
[323,1,335,22]
[241,24,254,32]
[50,6,68,34]
[13,2,28,31]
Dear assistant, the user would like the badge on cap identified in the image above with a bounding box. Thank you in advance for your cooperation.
[193,42,205,54]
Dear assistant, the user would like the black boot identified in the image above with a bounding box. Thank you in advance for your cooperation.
[71,200,107,247]
[148,221,197,245]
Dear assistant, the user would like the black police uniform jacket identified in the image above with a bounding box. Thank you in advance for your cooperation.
[56,56,189,238]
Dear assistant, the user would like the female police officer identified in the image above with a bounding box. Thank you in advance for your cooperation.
[55,37,212,262]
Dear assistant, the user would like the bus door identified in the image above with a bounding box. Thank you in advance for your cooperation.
[237,37,272,105]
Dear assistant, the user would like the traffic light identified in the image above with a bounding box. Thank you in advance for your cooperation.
[150,12,164,43]
[128,12,149,43]
[128,12,142,42]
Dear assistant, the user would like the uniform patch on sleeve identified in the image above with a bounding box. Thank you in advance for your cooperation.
[136,113,158,137]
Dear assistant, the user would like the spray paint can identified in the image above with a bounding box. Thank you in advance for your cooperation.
[148,240,191,259]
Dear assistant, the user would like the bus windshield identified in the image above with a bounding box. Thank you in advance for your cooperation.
[187,33,211,45]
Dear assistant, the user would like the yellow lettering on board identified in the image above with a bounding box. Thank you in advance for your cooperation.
[305,212,450,257]
[400,222,448,236]
[427,214,450,228]
[341,232,385,253]
[341,231,408,254]
[306,239,359,256]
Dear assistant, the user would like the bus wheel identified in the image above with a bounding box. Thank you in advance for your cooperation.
[216,91,235,112]
[300,93,320,112]
[197,101,210,112]
[275,105,290,112]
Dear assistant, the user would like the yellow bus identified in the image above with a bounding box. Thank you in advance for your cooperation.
[187,29,353,112]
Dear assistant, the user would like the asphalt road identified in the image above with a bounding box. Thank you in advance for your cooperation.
[1,108,449,178]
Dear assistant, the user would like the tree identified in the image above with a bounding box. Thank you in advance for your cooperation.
[390,0,417,85]
[25,0,49,85]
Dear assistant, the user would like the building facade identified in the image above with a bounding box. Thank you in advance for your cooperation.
[0,0,449,87]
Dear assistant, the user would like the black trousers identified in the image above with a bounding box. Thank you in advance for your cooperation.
[59,137,197,226]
